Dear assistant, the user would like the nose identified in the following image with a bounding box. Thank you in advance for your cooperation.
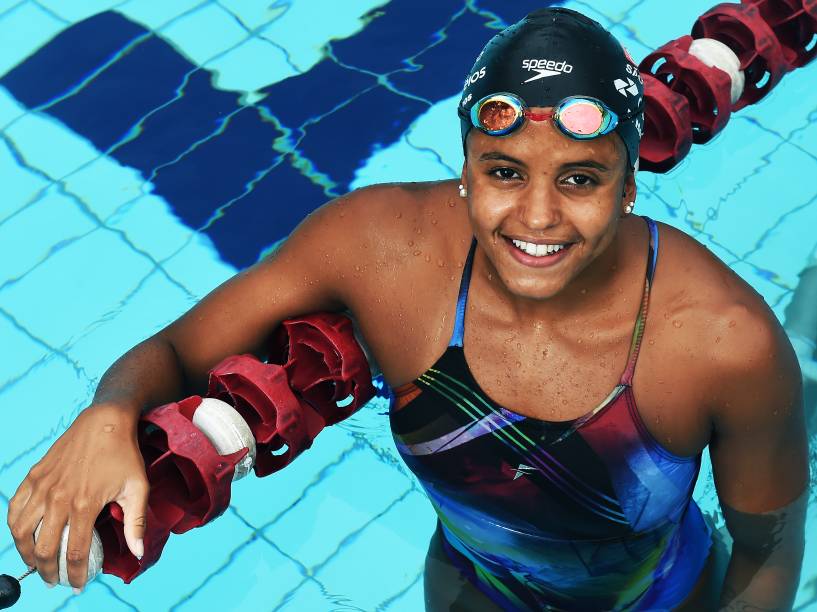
[517,180,561,231]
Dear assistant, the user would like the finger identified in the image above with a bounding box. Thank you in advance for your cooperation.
[7,480,33,534]
[65,499,98,591]
[34,491,71,586]
[118,479,148,560]
[9,492,45,569]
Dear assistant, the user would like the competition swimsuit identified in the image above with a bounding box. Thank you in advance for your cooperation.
[388,217,712,611]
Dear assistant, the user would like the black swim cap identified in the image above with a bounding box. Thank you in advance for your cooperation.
[460,8,644,171]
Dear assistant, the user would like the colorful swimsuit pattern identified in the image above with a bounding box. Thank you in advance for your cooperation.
[389,217,712,611]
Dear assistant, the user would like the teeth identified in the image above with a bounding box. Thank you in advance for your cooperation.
[511,239,567,257]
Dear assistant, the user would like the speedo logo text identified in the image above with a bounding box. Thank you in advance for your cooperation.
[521,58,574,82]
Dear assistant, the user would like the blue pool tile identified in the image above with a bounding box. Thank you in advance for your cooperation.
[0,85,25,128]
[207,36,299,93]
[350,133,456,190]
[173,538,304,612]
[0,356,89,471]
[701,141,817,258]
[0,137,49,223]
[113,68,241,175]
[203,157,330,268]
[331,0,466,75]
[0,2,64,77]
[0,313,47,388]
[61,156,146,221]
[0,497,9,550]
[275,579,333,611]
[160,2,248,66]
[257,57,377,129]
[296,85,428,190]
[315,490,435,611]
[46,30,195,152]
[401,93,463,174]
[624,0,724,52]
[106,194,195,262]
[0,228,154,348]
[151,106,284,229]
[230,425,357,530]
[4,112,99,179]
[743,194,817,290]
[388,9,494,103]
[742,60,817,142]
[0,186,96,283]
[116,0,204,30]
[35,0,123,23]
[730,260,788,308]
[473,0,564,26]
[258,0,386,73]
[160,233,236,299]
[383,574,425,611]
[66,268,194,379]
[0,11,147,110]
[101,508,254,609]
[265,446,413,570]
[218,0,288,31]
[57,581,135,611]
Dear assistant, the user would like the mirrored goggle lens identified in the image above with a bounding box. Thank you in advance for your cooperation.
[474,97,522,134]
[556,99,614,138]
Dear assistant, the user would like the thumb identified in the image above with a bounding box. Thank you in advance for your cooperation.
[116,479,148,560]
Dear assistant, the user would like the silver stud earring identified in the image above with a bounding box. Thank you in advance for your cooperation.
[624,201,634,214]
[458,184,468,198]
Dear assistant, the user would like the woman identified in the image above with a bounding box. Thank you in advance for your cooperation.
[6,8,808,611]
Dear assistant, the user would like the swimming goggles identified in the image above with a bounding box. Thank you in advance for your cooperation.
[460,93,638,140]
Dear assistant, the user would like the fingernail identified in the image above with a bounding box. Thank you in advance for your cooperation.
[73,587,83,595]
[134,538,144,560]
[45,582,56,589]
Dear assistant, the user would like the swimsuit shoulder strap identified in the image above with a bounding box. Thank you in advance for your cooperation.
[620,216,660,386]
[449,237,478,348]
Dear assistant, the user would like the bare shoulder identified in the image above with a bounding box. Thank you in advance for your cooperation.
[649,221,799,409]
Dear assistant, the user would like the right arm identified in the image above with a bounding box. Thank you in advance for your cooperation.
[6,188,373,592]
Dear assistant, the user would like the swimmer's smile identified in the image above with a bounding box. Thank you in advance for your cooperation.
[503,235,576,268]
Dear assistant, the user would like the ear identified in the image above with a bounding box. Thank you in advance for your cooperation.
[621,169,637,204]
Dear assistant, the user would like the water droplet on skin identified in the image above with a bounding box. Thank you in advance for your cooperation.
[562,399,568,405]
[396,212,403,219]
[672,320,683,328]
[648,339,655,345]
[773,409,779,415]
[487,272,493,281]
[542,349,549,357]
[432,219,438,225]
[354,265,361,272]
[424,254,431,262]
[580,288,587,295]
[515,361,522,368]
[415,227,422,234]
[413,250,421,256]
[408,240,414,247]
[437,259,445,267]
[663,312,670,320]
[448,199,456,207]
[577,338,583,344]
[715,336,721,344]
[516,343,521,350]
[654,415,662,424]
[450,275,455,281]
[728,320,736,328]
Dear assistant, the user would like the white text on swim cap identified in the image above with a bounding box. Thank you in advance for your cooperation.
[463,67,487,90]
[521,59,573,82]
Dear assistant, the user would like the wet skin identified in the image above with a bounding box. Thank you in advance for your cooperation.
[7,110,807,607]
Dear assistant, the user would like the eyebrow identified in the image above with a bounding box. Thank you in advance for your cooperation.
[477,152,612,173]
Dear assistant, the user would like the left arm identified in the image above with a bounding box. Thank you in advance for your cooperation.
[708,304,810,611]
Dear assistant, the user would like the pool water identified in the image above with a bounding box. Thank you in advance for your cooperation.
[0,0,815,610]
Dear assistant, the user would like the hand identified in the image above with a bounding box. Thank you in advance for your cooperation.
[5,404,149,591]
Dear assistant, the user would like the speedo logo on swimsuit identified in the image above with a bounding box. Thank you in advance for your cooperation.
[521,58,574,82]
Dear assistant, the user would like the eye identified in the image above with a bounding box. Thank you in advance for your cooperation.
[490,167,522,181]
[563,174,596,188]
